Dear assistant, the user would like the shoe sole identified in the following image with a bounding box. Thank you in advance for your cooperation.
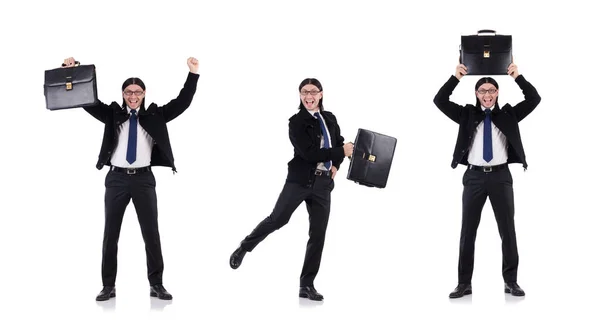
[449,290,472,298]
[150,292,173,300]
[504,288,525,296]
[299,293,323,301]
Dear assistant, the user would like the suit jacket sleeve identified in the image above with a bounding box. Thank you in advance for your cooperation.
[83,100,113,124]
[289,120,345,164]
[511,75,542,122]
[331,114,345,170]
[160,72,200,123]
[433,75,465,124]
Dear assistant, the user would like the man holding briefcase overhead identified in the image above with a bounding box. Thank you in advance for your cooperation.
[60,56,200,301]
[229,78,354,301]
[434,60,541,298]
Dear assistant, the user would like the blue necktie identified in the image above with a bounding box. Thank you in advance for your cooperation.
[483,108,493,162]
[126,110,137,164]
[314,112,332,170]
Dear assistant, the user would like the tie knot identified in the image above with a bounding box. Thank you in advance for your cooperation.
[130,110,137,116]
[314,112,320,118]
[484,108,491,114]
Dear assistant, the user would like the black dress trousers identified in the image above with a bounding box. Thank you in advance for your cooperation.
[241,174,334,287]
[458,167,519,283]
[102,169,164,286]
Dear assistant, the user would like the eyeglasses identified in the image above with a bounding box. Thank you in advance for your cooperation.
[477,88,497,95]
[300,90,321,96]
[124,90,144,96]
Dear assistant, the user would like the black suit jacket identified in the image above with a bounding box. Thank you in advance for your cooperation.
[286,109,345,186]
[83,72,199,172]
[433,74,541,170]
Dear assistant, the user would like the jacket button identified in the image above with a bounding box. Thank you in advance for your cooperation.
[461,150,465,153]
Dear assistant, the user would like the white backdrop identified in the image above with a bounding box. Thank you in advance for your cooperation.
[1,0,598,332]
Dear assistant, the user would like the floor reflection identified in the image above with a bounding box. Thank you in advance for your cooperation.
[150,297,173,311]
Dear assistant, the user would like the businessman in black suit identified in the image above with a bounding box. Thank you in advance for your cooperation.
[229,78,354,301]
[434,61,541,298]
[61,56,200,301]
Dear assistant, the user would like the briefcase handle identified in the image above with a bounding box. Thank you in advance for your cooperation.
[477,29,496,35]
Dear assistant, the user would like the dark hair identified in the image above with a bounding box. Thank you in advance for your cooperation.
[475,77,499,109]
[121,77,146,109]
[298,78,324,112]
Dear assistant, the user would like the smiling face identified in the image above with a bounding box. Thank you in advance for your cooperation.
[122,84,145,110]
[300,84,322,112]
[476,83,498,109]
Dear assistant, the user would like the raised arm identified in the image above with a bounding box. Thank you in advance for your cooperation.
[433,64,468,124]
[506,63,542,122]
[160,57,200,123]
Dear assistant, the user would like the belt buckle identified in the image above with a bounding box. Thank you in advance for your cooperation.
[483,166,493,173]
[126,168,137,175]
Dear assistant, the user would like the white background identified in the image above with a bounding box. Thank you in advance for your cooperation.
[1,0,598,332]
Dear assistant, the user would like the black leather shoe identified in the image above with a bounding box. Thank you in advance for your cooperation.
[230,246,247,269]
[449,283,472,298]
[504,282,525,296]
[150,284,173,300]
[299,286,324,301]
[96,286,115,301]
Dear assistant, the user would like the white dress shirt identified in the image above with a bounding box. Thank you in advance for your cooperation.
[110,106,154,168]
[467,105,508,166]
[307,109,333,171]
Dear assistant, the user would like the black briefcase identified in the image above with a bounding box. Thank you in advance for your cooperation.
[346,129,397,188]
[44,63,98,110]
[460,30,512,75]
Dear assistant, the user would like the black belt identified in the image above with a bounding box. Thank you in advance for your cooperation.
[110,166,151,175]
[468,163,508,173]
[314,169,331,177]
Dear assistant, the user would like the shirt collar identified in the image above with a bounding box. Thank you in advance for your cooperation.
[306,109,320,118]
[126,106,140,114]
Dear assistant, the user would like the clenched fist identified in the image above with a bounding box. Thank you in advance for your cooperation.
[455,64,467,80]
[343,142,354,157]
[187,57,199,74]
[62,57,77,67]
[507,62,519,79]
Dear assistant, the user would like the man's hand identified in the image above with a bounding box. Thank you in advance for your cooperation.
[507,62,519,79]
[331,166,338,179]
[455,64,467,80]
[187,57,199,74]
[63,57,77,67]
[343,142,354,157]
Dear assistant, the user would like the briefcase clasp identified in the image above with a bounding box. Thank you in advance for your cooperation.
[66,76,73,90]
[483,50,490,58]
[360,152,376,162]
